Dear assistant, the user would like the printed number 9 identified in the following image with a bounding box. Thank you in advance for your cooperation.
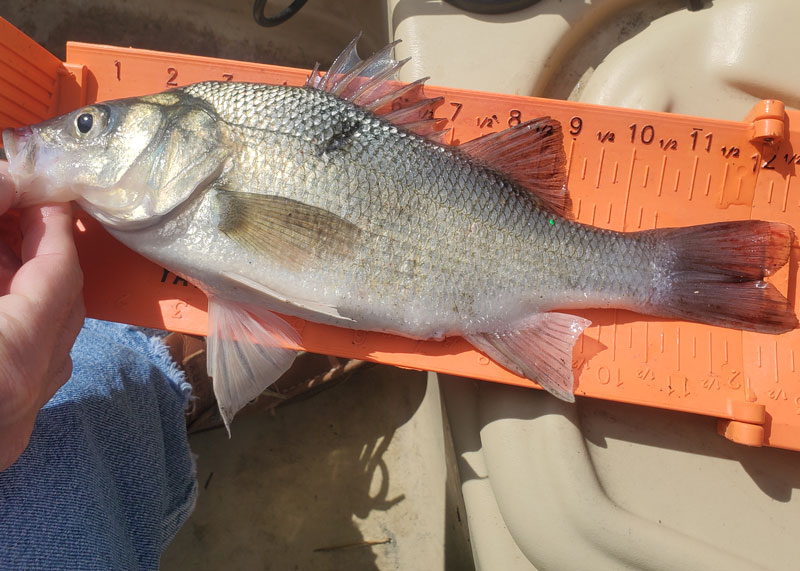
[569,116,582,136]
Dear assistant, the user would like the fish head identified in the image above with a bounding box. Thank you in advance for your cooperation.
[2,91,228,229]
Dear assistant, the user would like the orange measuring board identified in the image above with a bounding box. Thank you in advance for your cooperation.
[1,17,798,450]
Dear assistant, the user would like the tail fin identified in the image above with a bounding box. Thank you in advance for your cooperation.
[645,221,797,334]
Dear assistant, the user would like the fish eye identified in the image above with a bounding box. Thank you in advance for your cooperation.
[76,113,93,134]
[73,105,110,138]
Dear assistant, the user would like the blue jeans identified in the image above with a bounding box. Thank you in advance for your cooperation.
[0,319,197,570]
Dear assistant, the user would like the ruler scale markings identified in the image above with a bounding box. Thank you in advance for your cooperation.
[783,174,791,213]
[657,155,667,196]
[774,341,779,384]
[622,148,636,230]
[595,148,605,189]
[767,180,774,204]
[718,163,730,206]
[581,157,588,180]
[704,173,712,196]
[708,332,713,373]
[612,317,618,361]
[736,173,743,201]
[688,155,699,201]
[566,139,576,180]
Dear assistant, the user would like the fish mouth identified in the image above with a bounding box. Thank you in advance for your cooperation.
[0,125,82,207]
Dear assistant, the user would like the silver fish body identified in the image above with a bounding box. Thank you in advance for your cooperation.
[2,39,796,425]
[121,82,651,339]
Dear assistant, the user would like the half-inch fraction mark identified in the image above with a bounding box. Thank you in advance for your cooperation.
[450,102,463,121]
[721,146,740,159]
[597,130,615,143]
[784,152,800,165]
[659,138,677,151]
[476,114,500,128]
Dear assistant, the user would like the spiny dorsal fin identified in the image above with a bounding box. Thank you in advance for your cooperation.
[306,34,445,140]
[459,118,571,217]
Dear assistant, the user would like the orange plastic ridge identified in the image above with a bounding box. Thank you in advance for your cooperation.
[0,17,798,450]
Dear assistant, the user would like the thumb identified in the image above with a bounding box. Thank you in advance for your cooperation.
[0,160,14,214]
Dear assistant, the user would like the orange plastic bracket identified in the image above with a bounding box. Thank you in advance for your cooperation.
[1,17,799,451]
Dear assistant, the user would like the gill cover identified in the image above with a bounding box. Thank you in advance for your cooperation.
[78,93,229,228]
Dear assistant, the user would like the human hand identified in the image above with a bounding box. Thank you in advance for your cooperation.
[0,168,85,471]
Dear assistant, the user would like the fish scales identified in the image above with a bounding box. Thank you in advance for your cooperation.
[182,81,655,335]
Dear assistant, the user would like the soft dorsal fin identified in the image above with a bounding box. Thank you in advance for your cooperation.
[459,118,571,217]
[306,34,445,140]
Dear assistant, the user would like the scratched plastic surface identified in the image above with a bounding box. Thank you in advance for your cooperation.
[1,17,798,450]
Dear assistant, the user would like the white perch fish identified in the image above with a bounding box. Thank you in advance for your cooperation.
[2,38,796,429]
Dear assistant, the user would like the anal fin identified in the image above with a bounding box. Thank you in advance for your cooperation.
[207,297,300,432]
[465,312,591,402]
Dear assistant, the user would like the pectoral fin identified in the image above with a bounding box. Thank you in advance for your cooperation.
[207,296,300,432]
[465,312,591,402]
[216,190,361,270]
